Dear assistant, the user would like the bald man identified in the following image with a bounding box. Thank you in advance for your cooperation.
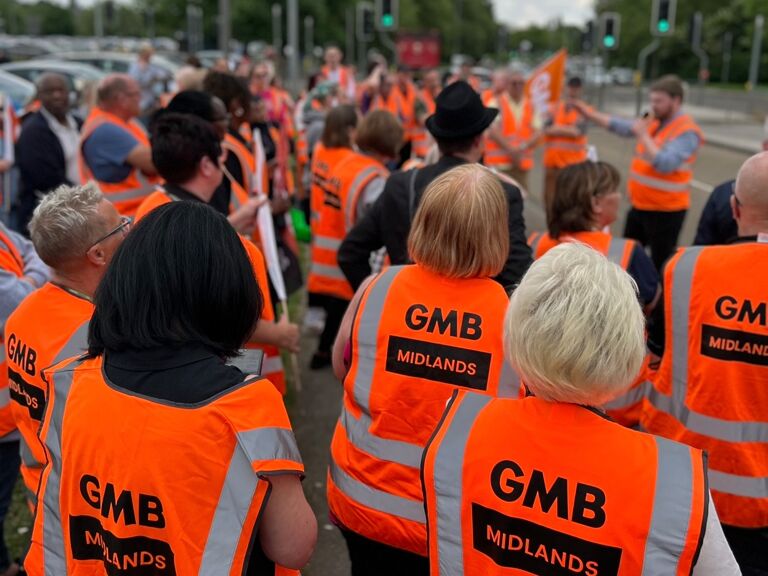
[15,73,82,234]
[79,74,159,216]
[643,152,768,575]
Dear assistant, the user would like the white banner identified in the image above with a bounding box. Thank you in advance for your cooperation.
[2,94,14,163]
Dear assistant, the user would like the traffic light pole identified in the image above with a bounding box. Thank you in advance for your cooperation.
[378,30,397,65]
[635,38,660,116]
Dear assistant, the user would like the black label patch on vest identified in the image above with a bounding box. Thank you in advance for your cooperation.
[69,515,176,575]
[385,335,491,389]
[7,369,45,421]
[701,324,768,366]
[471,503,622,576]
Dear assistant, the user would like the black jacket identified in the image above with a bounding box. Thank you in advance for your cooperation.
[15,111,82,232]
[338,155,532,292]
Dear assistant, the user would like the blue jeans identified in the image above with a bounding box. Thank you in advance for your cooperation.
[0,440,20,572]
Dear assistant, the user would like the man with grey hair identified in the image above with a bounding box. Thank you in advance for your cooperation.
[80,73,159,217]
[15,73,82,235]
[644,151,768,575]
[4,182,125,516]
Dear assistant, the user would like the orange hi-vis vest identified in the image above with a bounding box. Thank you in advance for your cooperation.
[327,265,520,555]
[527,230,652,427]
[641,242,768,528]
[322,65,353,94]
[397,82,418,142]
[5,283,92,510]
[79,107,160,217]
[25,353,303,575]
[423,390,708,576]
[224,132,258,194]
[0,226,25,440]
[411,89,437,159]
[308,152,388,300]
[628,114,703,212]
[135,190,287,395]
[482,92,535,171]
[370,90,405,125]
[543,102,588,169]
[309,144,354,227]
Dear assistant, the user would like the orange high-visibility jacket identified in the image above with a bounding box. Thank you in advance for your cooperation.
[309,144,354,229]
[543,102,588,170]
[642,242,768,528]
[5,283,92,510]
[628,114,703,212]
[308,152,387,300]
[79,108,160,217]
[423,390,708,576]
[25,354,303,575]
[224,132,257,194]
[411,89,437,160]
[396,81,417,143]
[370,90,406,125]
[0,226,25,439]
[527,230,652,427]
[482,91,535,171]
[327,265,520,555]
[135,189,287,395]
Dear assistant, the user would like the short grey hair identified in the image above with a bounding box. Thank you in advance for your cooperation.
[96,73,134,106]
[29,182,106,268]
[504,243,645,406]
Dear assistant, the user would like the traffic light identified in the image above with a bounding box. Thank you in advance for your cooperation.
[599,12,620,50]
[357,2,374,42]
[581,20,595,52]
[375,0,398,32]
[651,0,676,36]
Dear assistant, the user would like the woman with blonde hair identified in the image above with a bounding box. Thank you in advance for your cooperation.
[528,160,660,426]
[326,164,519,575]
[422,243,740,576]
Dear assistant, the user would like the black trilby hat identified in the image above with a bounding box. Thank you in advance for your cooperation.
[425,81,498,140]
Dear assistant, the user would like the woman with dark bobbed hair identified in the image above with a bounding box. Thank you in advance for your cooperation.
[25,202,316,575]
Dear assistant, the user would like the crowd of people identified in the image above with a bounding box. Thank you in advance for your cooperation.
[0,43,766,576]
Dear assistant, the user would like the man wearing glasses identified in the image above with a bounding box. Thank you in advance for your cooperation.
[4,183,126,517]
[79,74,160,217]
[643,151,768,576]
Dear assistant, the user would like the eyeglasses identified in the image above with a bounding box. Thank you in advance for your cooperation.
[86,216,132,254]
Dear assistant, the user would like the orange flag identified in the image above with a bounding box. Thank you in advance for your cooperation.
[525,49,567,118]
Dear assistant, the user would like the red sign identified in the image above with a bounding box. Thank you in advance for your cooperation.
[396,33,441,69]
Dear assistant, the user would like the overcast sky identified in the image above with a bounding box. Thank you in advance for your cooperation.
[492,0,594,28]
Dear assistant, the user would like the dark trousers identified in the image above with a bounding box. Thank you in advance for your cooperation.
[0,440,20,572]
[315,294,350,355]
[623,207,687,272]
[340,527,429,576]
[722,524,768,576]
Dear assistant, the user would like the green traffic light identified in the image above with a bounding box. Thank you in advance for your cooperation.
[658,19,669,32]
[603,35,616,48]
[382,13,394,27]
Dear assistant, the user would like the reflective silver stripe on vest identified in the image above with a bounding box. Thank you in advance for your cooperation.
[629,171,690,193]
[313,235,343,251]
[497,362,521,398]
[345,166,381,231]
[606,238,630,267]
[53,321,90,366]
[709,470,768,499]
[647,247,768,496]
[641,436,698,575]
[329,459,424,522]
[20,436,38,467]
[309,262,346,280]
[544,142,587,152]
[262,354,284,375]
[602,380,651,411]
[102,170,156,203]
[339,405,423,468]
[40,364,79,573]
[0,387,9,410]
[431,393,492,575]
[26,485,37,507]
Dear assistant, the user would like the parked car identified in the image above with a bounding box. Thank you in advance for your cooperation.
[40,51,179,76]
[0,60,104,104]
[0,70,35,111]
